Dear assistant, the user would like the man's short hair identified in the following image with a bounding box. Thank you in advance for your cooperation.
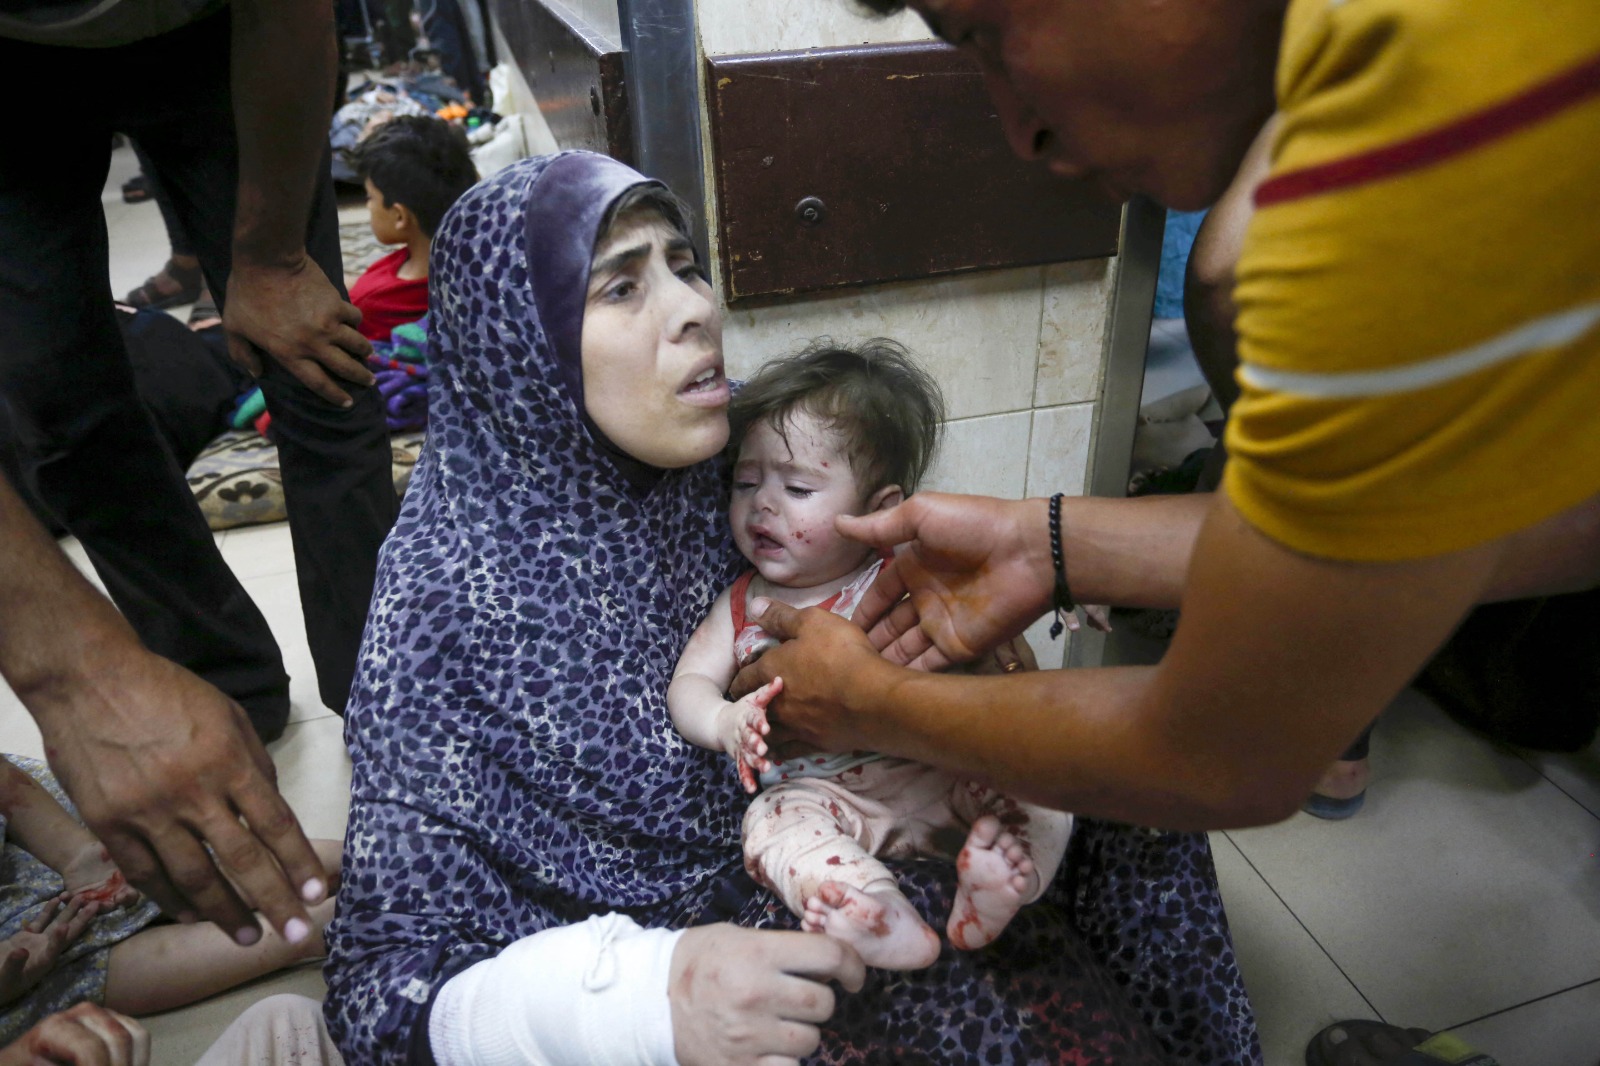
[354,116,479,238]
[729,338,944,496]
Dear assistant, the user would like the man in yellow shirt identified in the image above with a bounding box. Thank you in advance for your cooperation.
[748,0,1599,1061]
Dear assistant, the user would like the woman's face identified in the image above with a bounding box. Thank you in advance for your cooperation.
[581,209,730,468]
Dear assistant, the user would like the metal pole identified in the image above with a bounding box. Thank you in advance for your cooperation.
[616,0,712,260]
[1069,195,1164,669]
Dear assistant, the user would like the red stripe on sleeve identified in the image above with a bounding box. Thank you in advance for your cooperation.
[1256,51,1600,208]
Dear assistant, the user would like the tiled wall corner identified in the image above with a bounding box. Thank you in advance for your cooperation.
[1024,402,1096,499]
[722,267,1046,421]
[921,411,1032,500]
[697,0,930,56]
[1036,258,1116,408]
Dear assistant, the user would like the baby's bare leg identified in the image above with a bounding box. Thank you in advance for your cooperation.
[103,896,334,1016]
[744,781,938,970]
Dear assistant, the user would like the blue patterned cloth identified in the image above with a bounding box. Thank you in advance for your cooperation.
[0,757,161,1044]
[325,152,1260,1065]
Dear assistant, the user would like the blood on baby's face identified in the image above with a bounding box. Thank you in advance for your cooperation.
[729,410,880,589]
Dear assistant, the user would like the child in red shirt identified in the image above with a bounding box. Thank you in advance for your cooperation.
[349,116,479,342]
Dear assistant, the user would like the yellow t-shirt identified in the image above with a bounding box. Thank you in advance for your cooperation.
[1223,0,1600,561]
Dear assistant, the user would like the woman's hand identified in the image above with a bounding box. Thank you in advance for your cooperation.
[0,895,99,1006]
[718,680,781,793]
[669,924,865,1066]
[838,494,1056,671]
[0,1003,148,1066]
[60,844,138,911]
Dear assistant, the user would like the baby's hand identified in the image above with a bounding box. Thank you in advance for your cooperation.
[0,895,99,1006]
[721,678,783,794]
[61,844,138,911]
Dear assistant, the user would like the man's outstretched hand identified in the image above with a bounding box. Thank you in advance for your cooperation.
[224,255,373,407]
[735,600,890,756]
[35,645,326,949]
[839,493,1057,671]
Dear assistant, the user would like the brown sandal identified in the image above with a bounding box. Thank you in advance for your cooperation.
[124,258,203,310]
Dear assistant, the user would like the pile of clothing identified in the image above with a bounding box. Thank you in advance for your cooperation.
[229,316,430,436]
[367,317,430,431]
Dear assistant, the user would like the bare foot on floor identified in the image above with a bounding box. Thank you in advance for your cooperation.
[948,815,1038,950]
[802,882,940,970]
[1312,757,1370,801]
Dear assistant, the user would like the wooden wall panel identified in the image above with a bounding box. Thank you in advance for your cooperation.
[707,41,1122,303]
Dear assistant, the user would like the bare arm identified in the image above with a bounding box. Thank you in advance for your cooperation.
[847,490,1600,671]
[668,590,741,751]
[0,759,98,875]
[670,592,777,793]
[745,490,1600,829]
[223,0,374,405]
[0,472,324,944]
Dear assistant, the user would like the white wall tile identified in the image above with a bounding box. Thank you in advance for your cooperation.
[1025,402,1095,499]
[698,0,930,57]
[921,410,1031,500]
[1036,258,1115,408]
[723,267,1045,421]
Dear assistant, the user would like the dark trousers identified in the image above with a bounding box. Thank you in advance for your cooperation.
[0,11,398,733]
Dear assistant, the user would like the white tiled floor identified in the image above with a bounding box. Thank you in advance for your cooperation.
[3,143,1597,1066]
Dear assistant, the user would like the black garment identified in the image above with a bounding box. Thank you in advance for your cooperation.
[1416,589,1600,753]
[0,9,398,732]
[414,0,486,105]
[0,307,247,537]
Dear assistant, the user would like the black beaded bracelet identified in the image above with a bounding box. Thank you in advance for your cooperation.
[1047,492,1076,640]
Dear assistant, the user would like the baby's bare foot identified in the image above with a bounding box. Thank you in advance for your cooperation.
[802,882,939,970]
[948,815,1038,950]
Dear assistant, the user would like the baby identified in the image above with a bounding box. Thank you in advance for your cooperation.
[669,340,1072,970]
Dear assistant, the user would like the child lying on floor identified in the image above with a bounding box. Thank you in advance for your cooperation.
[669,340,1073,970]
[0,756,339,1043]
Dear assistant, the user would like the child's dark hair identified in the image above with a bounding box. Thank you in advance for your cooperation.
[353,116,478,238]
[729,339,944,495]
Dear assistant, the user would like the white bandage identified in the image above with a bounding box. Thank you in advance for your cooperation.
[430,913,683,1066]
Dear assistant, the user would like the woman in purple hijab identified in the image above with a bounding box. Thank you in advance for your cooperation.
[324,151,1259,1065]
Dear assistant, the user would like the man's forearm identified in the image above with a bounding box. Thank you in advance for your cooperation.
[229,0,337,265]
[0,474,141,725]
[848,658,1282,829]
[1062,488,1600,612]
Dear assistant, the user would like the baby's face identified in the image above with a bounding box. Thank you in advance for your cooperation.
[730,409,877,590]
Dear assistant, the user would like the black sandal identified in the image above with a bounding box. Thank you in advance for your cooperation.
[124,259,204,310]
[121,174,151,204]
[1306,1020,1500,1066]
